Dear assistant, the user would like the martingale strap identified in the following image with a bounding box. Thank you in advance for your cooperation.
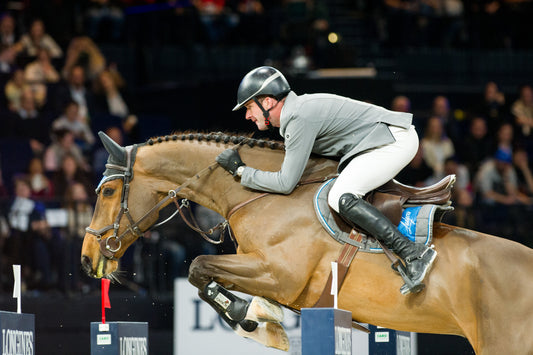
[313,230,370,334]
[314,230,362,308]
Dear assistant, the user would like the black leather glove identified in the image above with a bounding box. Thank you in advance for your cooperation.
[216,149,245,176]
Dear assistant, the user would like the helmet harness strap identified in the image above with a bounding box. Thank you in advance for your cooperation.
[253,96,280,131]
[253,97,271,126]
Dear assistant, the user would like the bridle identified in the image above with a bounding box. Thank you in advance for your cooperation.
[85,144,224,260]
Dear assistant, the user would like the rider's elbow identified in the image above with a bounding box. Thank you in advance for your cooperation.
[278,180,298,194]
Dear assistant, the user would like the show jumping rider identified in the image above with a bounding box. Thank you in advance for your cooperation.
[216,66,436,294]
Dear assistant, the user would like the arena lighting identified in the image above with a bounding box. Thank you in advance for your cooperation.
[328,32,339,44]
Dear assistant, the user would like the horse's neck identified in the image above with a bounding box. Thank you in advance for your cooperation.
[135,141,258,217]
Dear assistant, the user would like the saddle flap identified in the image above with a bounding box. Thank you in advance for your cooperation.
[365,191,403,226]
[329,191,404,235]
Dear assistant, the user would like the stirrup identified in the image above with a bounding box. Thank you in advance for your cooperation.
[394,262,425,295]
[400,279,425,295]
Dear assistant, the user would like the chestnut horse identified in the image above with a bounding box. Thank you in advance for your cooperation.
[81,132,533,354]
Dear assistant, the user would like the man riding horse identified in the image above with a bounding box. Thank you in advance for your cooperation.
[216,66,436,294]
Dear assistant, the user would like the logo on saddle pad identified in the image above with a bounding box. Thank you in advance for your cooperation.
[398,207,420,238]
[314,179,451,253]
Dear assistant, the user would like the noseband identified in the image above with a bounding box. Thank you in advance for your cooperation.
[85,145,224,261]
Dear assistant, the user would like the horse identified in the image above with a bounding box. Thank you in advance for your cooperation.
[81,131,533,354]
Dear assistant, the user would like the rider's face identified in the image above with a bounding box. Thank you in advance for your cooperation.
[244,99,269,131]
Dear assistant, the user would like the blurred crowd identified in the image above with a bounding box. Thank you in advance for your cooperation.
[394,83,533,247]
[378,0,533,49]
[0,0,531,295]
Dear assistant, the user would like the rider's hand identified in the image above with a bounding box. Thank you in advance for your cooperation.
[216,149,245,177]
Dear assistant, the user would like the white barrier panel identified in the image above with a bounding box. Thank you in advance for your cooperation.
[173,278,369,355]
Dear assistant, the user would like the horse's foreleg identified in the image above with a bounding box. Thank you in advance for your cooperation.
[197,289,258,332]
[188,252,279,298]
[190,253,289,351]
[188,253,283,321]
[198,288,289,351]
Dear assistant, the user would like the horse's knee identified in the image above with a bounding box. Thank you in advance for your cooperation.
[188,255,210,288]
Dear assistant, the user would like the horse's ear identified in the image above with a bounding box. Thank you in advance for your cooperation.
[98,131,126,163]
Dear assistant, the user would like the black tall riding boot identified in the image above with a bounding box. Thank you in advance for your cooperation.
[338,193,437,294]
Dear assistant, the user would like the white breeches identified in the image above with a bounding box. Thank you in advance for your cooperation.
[328,125,419,212]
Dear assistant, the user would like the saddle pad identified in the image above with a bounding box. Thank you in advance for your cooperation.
[314,178,452,253]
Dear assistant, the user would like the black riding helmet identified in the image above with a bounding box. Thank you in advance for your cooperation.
[232,66,291,111]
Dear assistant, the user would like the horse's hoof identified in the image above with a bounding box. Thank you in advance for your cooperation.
[235,321,290,351]
[246,296,284,323]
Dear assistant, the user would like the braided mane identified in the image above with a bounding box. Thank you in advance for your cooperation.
[146,132,285,150]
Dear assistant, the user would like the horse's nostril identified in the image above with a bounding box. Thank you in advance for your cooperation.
[81,255,92,270]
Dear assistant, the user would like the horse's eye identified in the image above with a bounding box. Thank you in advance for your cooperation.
[102,187,115,197]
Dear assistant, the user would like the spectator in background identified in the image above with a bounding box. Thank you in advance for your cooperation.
[30,205,64,290]
[93,68,140,144]
[421,116,455,180]
[431,95,462,146]
[15,18,63,59]
[494,122,514,156]
[194,0,238,43]
[44,129,90,173]
[460,116,494,178]
[61,36,106,82]
[0,46,17,82]
[26,157,54,200]
[93,68,128,118]
[56,65,94,124]
[0,13,17,50]
[51,153,93,201]
[443,157,474,228]
[512,147,533,199]
[10,88,49,150]
[391,95,416,129]
[85,0,125,42]
[511,84,533,139]
[395,145,434,187]
[3,177,47,287]
[473,81,508,133]
[441,0,467,48]
[233,0,266,43]
[467,0,506,49]
[64,182,92,239]
[475,148,531,241]
[4,68,27,111]
[24,48,60,108]
[52,100,95,152]
[391,95,411,112]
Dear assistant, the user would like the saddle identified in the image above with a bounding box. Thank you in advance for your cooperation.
[313,175,455,309]
[329,174,456,238]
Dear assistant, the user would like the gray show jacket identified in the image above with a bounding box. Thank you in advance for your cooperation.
[240,91,413,194]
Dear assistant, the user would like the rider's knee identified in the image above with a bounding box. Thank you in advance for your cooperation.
[328,188,362,213]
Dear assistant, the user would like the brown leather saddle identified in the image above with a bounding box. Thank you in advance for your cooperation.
[331,174,456,235]
[313,174,456,311]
